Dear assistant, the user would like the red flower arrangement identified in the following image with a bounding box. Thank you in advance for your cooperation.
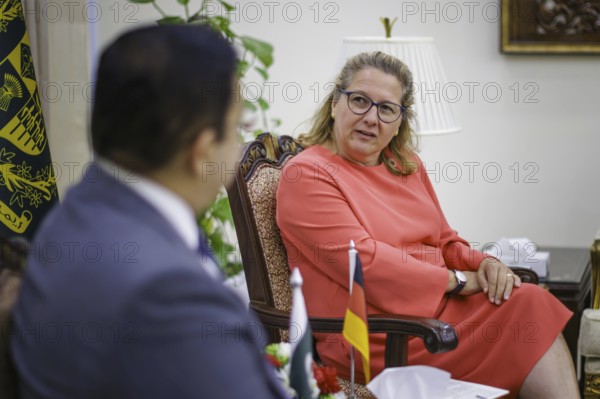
[264,342,346,399]
[312,364,342,395]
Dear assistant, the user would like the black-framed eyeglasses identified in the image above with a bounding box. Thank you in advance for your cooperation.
[338,88,406,123]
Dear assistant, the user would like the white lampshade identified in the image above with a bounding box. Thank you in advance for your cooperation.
[341,37,461,136]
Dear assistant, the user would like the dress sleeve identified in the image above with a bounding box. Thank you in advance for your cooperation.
[276,158,449,317]
[417,158,493,272]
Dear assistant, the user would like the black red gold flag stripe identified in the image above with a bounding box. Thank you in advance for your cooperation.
[343,252,371,383]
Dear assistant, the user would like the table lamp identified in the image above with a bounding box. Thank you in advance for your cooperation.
[340,19,461,136]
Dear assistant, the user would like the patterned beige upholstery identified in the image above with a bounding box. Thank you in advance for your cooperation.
[246,161,293,342]
[337,378,376,399]
[244,154,375,398]
[246,162,293,314]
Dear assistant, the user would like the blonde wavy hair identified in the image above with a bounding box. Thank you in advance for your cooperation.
[298,51,418,175]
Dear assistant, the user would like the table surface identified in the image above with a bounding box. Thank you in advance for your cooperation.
[539,246,590,284]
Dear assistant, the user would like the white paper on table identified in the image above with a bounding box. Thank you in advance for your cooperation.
[446,379,509,399]
[367,366,450,399]
[367,366,509,399]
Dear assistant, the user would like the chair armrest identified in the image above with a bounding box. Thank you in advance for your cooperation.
[511,267,539,285]
[250,301,458,365]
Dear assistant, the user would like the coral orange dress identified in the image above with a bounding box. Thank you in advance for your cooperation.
[276,145,572,398]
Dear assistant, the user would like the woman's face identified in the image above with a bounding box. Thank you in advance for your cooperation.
[331,67,404,166]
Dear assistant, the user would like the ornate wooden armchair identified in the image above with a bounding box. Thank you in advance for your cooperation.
[0,236,28,399]
[226,133,538,398]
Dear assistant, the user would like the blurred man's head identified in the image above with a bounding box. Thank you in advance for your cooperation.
[91,25,242,211]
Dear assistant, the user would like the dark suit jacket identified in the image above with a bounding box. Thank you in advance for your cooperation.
[11,164,288,399]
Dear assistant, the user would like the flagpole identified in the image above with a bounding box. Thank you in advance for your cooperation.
[348,240,357,399]
[350,346,356,399]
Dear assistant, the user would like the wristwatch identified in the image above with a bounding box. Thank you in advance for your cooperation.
[448,270,467,296]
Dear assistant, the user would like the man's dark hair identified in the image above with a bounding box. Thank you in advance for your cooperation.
[91,25,238,172]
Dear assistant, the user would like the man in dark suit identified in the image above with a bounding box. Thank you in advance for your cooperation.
[11,25,288,399]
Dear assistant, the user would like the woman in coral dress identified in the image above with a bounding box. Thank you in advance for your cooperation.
[276,51,578,398]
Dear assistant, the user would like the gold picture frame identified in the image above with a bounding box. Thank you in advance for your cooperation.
[501,0,600,54]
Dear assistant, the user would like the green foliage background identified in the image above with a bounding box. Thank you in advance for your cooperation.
[128,0,278,276]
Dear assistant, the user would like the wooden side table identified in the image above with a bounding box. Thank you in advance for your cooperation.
[540,246,592,366]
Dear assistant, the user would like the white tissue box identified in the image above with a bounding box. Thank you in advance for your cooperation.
[500,252,548,279]
[484,237,549,280]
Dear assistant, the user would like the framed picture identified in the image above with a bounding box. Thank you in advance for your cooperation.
[501,0,600,54]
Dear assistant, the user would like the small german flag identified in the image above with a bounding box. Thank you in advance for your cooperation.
[343,246,371,383]
[0,0,58,239]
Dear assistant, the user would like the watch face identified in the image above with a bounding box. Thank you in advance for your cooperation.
[455,270,467,284]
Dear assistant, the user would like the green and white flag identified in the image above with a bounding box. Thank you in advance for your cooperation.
[289,268,315,399]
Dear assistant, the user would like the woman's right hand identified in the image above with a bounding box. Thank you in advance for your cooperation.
[446,270,483,296]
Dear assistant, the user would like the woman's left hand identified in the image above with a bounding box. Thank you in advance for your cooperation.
[477,258,522,305]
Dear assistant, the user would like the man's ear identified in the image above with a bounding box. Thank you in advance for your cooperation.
[188,128,217,175]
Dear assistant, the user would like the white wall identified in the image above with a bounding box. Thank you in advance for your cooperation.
[96,0,600,248]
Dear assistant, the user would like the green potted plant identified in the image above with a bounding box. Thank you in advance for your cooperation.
[127,0,279,277]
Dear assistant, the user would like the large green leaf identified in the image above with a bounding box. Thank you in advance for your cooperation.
[223,261,243,277]
[218,0,236,12]
[208,231,225,266]
[258,97,269,111]
[240,36,273,68]
[206,16,236,39]
[244,99,257,112]
[157,16,186,24]
[211,197,233,221]
[199,215,214,234]
[237,60,250,77]
[254,66,268,80]
[188,9,202,21]
[128,0,275,278]
[188,14,208,24]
